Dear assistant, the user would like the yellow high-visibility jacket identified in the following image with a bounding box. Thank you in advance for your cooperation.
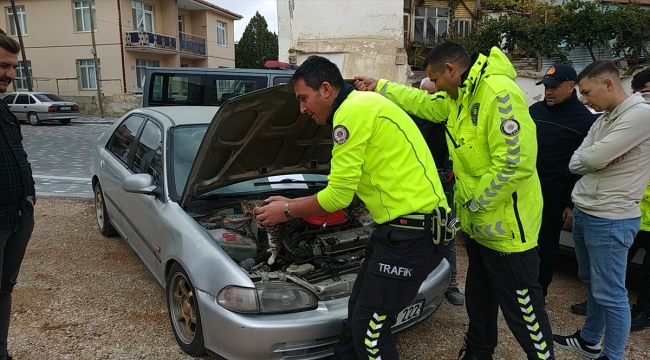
[640,181,650,232]
[317,85,450,224]
[375,47,542,253]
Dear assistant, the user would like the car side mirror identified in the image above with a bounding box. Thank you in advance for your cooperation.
[123,173,158,195]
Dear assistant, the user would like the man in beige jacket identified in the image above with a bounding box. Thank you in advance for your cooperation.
[553,61,650,360]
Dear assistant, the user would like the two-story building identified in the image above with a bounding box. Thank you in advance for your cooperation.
[2,0,241,95]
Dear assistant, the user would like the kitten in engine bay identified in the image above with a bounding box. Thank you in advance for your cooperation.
[240,199,291,265]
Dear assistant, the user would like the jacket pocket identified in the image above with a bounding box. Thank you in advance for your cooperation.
[453,135,491,177]
[465,205,514,242]
[574,175,601,205]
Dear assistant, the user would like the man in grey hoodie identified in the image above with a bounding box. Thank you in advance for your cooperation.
[553,61,650,360]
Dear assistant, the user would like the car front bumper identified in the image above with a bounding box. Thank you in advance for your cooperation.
[197,259,450,360]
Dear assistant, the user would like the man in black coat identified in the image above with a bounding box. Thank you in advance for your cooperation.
[529,64,598,298]
[0,29,35,360]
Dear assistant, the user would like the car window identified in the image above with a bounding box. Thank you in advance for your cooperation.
[273,76,292,85]
[211,77,265,106]
[34,93,65,102]
[15,94,29,105]
[149,74,203,106]
[107,115,146,165]
[170,125,208,197]
[2,94,16,104]
[29,96,36,104]
[131,120,163,187]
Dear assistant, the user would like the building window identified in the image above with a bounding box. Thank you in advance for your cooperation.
[413,7,449,42]
[217,21,226,47]
[132,1,154,32]
[178,15,184,33]
[7,5,27,35]
[136,59,159,89]
[15,60,31,90]
[403,14,409,47]
[74,1,97,32]
[454,19,471,37]
[77,59,101,90]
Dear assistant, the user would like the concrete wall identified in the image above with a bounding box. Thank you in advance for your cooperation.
[277,0,410,84]
[61,94,143,118]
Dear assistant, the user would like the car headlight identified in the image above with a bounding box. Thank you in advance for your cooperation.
[217,283,318,314]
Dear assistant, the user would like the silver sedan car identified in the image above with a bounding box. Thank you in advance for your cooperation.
[90,85,450,360]
[2,91,80,125]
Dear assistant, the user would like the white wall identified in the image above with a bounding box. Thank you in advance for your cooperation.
[277,0,409,83]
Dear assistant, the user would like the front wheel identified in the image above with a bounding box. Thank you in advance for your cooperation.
[94,182,117,237]
[167,263,206,357]
[28,112,41,126]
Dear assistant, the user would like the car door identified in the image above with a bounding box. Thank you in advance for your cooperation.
[119,118,165,274]
[101,115,147,237]
[13,94,29,120]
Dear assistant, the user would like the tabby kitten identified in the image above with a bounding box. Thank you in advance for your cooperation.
[240,199,291,265]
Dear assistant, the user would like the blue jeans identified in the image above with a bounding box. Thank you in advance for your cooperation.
[572,207,640,360]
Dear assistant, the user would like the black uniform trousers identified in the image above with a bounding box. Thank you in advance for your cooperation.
[464,235,555,360]
[537,194,569,297]
[332,225,444,360]
[0,209,34,358]
[630,230,650,313]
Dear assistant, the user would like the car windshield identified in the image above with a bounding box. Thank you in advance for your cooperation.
[34,93,66,102]
[170,125,329,199]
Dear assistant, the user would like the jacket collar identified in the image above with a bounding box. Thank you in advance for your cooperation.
[458,53,488,103]
[545,90,583,113]
[327,83,355,124]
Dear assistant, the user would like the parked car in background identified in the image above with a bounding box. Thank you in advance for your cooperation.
[90,85,450,360]
[2,92,80,125]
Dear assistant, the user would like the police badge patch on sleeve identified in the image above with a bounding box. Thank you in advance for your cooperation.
[500,119,520,136]
[471,103,480,125]
[332,125,349,144]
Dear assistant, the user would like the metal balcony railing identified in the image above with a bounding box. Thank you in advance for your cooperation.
[178,31,206,56]
[125,31,177,51]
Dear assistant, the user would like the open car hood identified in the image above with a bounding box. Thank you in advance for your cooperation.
[180,84,333,207]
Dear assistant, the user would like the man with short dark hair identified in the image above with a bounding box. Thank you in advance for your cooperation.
[553,61,650,360]
[0,28,36,360]
[355,40,554,360]
[529,64,597,297]
[255,55,454,360]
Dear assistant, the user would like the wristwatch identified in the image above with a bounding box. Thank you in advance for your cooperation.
[284,202,293,219]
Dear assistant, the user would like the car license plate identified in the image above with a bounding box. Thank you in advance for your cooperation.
[393,300,424,327]
[60,106,71,111]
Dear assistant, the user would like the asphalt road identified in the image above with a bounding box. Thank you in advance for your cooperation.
[20,118,115,199]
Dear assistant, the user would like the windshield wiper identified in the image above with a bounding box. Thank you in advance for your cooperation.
[253,179,329,186]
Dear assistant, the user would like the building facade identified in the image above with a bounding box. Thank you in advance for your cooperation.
[1,0,241,96]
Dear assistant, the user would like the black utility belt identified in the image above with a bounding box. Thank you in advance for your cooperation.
[385,207,460,245]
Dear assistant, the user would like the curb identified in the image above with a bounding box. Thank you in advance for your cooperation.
[36,192,93,201]
[72,121,116,125]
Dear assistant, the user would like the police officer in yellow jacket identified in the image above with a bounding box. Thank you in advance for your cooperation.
[355,41,554,360]
[255,55,454,360]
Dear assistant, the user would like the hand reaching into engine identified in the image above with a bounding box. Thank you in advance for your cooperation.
[353,76,379,92]
[255,198,290,226]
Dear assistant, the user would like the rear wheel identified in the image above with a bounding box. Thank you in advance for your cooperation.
[94,182,117,237]
[167,263,206,357]
[59,119,71,125]
[28,112,41,126]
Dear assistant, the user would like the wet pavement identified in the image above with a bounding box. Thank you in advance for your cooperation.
[20,117,117,199]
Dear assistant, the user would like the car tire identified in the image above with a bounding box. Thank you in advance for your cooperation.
[94,182,118,237]
[166,263,207,357]
[28,112,41,126]
[59,119,71,125]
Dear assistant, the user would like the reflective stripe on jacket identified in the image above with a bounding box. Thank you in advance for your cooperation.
[317,88,450,224]
[375,47,542,253]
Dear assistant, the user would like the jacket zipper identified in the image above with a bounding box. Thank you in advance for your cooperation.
[512,192,526,243]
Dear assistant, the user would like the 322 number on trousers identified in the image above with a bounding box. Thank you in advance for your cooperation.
[393,300,424,327]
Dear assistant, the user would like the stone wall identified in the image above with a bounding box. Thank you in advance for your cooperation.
[60,94,142,117]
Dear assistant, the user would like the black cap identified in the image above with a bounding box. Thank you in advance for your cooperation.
[536,64,577,86]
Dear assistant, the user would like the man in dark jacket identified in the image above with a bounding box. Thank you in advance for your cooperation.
[529,64,597,298]
[0,29,35,360]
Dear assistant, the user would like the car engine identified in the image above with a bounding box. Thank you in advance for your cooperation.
[195,200,376,299]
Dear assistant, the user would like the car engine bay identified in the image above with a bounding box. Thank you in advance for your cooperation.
[191,199,376,299]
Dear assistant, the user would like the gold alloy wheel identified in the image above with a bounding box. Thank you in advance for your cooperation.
[169,272,197,344]
[95,187,105,231]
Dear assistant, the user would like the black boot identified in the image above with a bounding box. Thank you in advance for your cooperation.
[458,343,494,360]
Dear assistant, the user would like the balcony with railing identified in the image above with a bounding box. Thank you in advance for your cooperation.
[178,32,207,58]
[125,31,178,54]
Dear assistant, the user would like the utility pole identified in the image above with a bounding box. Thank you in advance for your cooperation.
[88,0,104,117]
[9,0,32,91]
